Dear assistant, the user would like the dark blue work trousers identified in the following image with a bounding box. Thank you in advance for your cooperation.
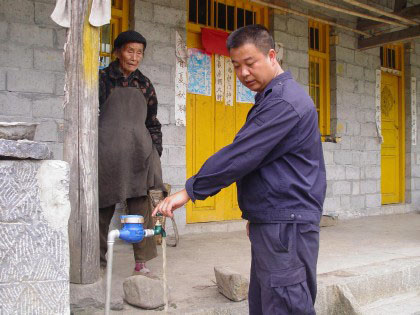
[248,222,319,315]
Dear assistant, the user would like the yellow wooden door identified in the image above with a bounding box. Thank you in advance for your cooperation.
[186,32,251,223]
[381,72,402,204]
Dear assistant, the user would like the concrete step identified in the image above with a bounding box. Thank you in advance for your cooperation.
[316,257,420,315]
[361,289,420,315]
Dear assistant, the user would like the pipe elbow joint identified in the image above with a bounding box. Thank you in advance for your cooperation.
[107,229,120,244]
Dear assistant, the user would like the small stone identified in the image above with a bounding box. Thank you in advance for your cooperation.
[214,266,249,302]
[0,139,51,160]
[123,275,167,309]
[320,215,338,227]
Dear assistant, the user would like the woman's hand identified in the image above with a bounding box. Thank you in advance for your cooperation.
[152,189,190,218]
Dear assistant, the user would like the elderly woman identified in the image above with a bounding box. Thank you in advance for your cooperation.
[98,30,165,274]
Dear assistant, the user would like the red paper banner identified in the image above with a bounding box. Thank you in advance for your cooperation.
[201,28,230,57]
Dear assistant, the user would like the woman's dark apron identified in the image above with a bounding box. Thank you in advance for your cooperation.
[98,87,164,208]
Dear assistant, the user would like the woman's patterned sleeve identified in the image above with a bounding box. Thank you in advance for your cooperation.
[145,81,163,156]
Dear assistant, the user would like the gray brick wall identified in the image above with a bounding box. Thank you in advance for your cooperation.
[0,0,65,160]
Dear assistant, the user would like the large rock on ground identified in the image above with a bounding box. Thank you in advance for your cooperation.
[123,275,168,309]
[214,266,249,302]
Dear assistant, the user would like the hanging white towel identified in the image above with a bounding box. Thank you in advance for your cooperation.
[51,0,71,28]
[89,0,111,27]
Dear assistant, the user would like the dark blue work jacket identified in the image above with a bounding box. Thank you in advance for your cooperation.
[185,71,326,224]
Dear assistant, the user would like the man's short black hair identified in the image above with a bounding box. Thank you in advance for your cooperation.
[226,24,274,55]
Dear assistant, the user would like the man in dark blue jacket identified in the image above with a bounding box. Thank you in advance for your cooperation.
[153,25,326,314]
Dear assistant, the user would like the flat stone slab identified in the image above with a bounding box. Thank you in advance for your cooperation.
[0,139,51,160]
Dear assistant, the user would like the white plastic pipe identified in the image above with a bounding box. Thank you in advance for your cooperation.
[105,229,120,315]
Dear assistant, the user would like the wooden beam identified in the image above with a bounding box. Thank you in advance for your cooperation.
[358,25,420,50]
[301,0,406,27]
[343,0,418,26]
[251,0,370,36]
[65,0,100,284]
[358,4,420,31]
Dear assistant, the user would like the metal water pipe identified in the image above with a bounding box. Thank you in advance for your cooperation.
[105,214,166,315]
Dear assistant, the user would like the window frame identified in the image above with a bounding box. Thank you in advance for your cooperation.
[308,20,330,138]
[380,44,403,71]
[187,0,269,33]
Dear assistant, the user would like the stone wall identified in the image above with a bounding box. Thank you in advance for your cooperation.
[0,159,71,314]
[0,0,66,160]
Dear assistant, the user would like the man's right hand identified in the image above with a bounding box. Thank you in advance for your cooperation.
[152,189,190,218]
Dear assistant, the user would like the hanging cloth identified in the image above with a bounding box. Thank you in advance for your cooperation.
[51,0,70,28]
[89,0,111,27]
[51,0,111,27]
[201,28,230,57]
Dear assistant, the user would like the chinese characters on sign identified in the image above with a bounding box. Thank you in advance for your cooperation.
[375,70,383,143]
[175,31,188,126]
[215,54,224,102]
[224,57,234,106]
[412,77,417,145]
